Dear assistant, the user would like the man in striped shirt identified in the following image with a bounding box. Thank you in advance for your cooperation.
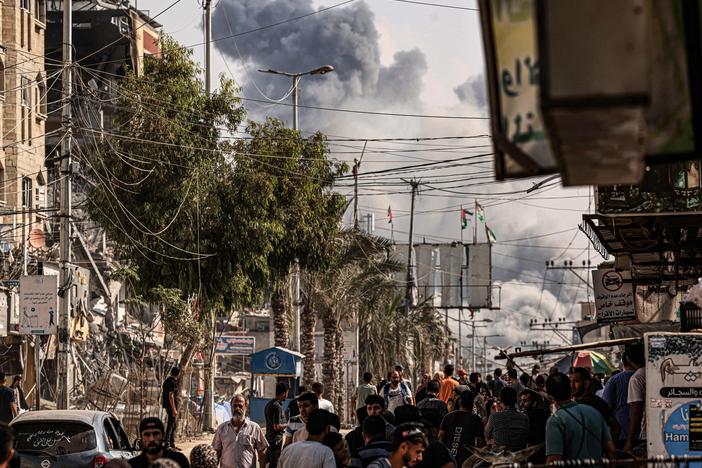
[282,392,319,448]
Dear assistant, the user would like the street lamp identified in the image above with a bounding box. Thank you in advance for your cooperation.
[258,65,335,131]
[467,318,493,371]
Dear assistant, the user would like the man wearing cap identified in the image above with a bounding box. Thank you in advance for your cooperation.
[456,369,468,385]
[129,417,190,468]
[212,394,268,468]
[368,422,428,468]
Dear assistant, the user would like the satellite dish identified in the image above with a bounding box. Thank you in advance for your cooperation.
[28,229,45,248]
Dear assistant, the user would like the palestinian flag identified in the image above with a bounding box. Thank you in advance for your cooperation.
[460,207,472,230]
[388,205,393,224]
[485,224,497,244]
[476,202,485,223]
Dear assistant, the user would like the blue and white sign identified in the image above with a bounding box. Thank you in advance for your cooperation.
[662,401,702,466]
[215,334,255,355]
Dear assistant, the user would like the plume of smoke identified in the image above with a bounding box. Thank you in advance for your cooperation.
[454,74,487,108]
[212,0,427,114]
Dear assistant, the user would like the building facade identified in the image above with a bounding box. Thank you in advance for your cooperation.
[2,0,48,252]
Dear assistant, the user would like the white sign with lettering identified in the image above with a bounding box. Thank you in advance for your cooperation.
[19,275,58,335]
[592,269,635,323]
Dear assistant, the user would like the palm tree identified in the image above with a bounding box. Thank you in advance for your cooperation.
[302,230,404,418]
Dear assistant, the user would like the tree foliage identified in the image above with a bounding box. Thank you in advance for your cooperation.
[84,37,272,323]
[85,37,348,350]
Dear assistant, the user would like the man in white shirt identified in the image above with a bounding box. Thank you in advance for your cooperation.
[212,394,268,468]
[624,342,646,454]
[312,382,335,413]
[381,371,414,414]
[279,409,336,468]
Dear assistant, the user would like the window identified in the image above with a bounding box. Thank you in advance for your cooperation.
[0,59,4,100]
[21,76,31,108]
[20,0,30,11]
[13,422,98,455]
[35,0,46,23]
[35,73,46,116]
[22,177,32,208]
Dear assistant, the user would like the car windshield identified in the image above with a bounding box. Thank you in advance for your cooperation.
[13,421,97,455]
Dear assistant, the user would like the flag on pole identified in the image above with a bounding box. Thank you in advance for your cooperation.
[460,207,472,229]
[485,224,497,244]
[476,202,485,223]
[387,205,393,224]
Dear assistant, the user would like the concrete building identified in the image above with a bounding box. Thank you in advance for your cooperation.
[1,0,48,252]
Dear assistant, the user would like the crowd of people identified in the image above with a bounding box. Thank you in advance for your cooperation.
[0,343,647,468]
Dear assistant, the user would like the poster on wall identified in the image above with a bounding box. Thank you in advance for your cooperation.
[646,333,702,463]
[19,275,57,335]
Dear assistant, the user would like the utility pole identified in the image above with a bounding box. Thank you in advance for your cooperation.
[293,258,301,352]
[292,75,300,131]
[352,142,368,230]
[404,180,420,314]
[204,0,212,95]
[56,0,73,410]
[202,0,214,432]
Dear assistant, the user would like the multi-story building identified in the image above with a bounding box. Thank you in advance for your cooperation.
[1,0,48,253]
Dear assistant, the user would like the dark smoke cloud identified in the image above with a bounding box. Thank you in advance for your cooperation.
[212,0,428,113]
[454,75,487,109]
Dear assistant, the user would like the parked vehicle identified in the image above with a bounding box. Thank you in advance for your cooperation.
[10,410,137,468]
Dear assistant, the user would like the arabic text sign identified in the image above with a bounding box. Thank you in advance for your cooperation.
[488,0,555,174]
[19,275,58,335]
[215,334,255,355]
[592,269,635,323]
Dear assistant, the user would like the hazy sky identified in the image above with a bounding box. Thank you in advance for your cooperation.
[145,0,594,365]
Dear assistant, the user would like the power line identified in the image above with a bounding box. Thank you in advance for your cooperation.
[385,0,479,11]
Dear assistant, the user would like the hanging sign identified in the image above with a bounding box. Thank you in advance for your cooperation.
[592,269,635,323]
[19,275,58,335]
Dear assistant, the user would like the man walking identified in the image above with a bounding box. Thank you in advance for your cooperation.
[212,394,268,468]
[439,390,484,467]
[368,423,428,468]
[490,368,505,396]
[0,374,16,424]
[278,409,336,468]
[544,372,615,463]
[416,380,447,420]
[129,417,190,468]
[265,382,289,467]
[312,382,335,413]
[507,369,526,394]
[284,392,319,447]
[353,373,378,413]
[350,415,391,467]
[485,387,530,451]
[438,365,459,403]
[602,345,636,448]
[381,371,413,414]
[161,367,179,449]
[569,367,620,441]
[519,390,549,464]
[624,342,646,454]
[10,376,28,413]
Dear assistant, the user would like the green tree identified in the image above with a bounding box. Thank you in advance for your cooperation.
[82,37,277,365]
[233,119,348,349]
